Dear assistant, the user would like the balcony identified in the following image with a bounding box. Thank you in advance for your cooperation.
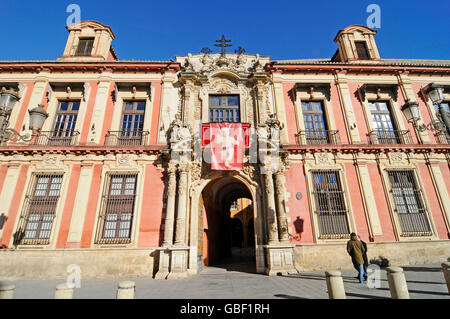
[33,130,80,146]
[434,131,450,145]
[105,130,150,146]
[296,130,340,145]
[368,129,412,145]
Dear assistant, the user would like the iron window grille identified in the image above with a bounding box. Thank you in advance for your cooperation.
[209,95,241,123]
[74,38,94,57]
[95,173,138,245]
[312,170,350,239]
[388,170,432,237]
[14,174,64,246]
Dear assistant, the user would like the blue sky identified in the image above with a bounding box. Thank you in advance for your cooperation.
[1,0,449,61]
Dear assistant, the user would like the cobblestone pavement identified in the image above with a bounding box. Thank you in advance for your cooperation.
[6,263,450,299]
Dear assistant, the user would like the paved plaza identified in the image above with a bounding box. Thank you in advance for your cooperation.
[6,263,450,299]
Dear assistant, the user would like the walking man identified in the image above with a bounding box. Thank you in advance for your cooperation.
[347,233,367,283]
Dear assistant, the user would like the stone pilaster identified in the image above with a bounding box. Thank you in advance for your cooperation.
[263,168,279,246]
[174,163,189,246]
[162,162,177,247]
[274,170,290,243]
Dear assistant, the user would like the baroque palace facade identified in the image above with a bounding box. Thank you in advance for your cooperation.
[0,21,449,279]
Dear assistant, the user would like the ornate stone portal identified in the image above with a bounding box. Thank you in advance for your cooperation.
[155,45,297,279]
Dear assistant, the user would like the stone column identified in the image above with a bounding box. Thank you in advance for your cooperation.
[263,169,279,245]
[162,162,177,247]
[325,271,347,299]
[174,163,189,246]
[387,267,410,299]
[274,170,290,243]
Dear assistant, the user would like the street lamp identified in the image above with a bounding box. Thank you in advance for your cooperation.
[401,99,446,134]
[0,87,49,144]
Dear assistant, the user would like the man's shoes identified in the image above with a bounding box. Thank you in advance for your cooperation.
[364,275,368,281]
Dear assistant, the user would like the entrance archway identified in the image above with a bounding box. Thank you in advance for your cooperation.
[199,177,256,271]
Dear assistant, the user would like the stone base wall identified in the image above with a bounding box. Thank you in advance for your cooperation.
[0,248,158,281]
[294,240,450,271]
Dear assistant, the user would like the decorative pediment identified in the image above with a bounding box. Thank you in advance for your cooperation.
[358,84,398,102]
[293,83,331,101]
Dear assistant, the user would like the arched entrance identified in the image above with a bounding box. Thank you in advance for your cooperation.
[199,177,257,271]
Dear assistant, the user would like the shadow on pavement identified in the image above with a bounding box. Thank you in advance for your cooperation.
[402,267,443,273]
[346,292,389,300]
[274,294,309,300]
[376,287,449,296]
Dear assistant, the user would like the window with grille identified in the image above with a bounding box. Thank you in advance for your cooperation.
[95,174,138,244]
[209,95,240,123]
[49,101,80,145]
[312,170,350,239]
[369,101,401,144]
[302,101,329,145]
[119,101,146,145]
[355,41,370,60]
[388,170,432,237]
[15,174,63,245]
[74,38,94,56]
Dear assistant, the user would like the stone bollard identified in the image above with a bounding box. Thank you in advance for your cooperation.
[386,267,410,299]
[442,262,450,295]
[0,282,15,299]
[54,283,74,299]
[325,271,346,299]
[117,281,135,299]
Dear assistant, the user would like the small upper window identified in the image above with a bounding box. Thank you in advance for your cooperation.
[75,38,94,57]
[355,41,370,60]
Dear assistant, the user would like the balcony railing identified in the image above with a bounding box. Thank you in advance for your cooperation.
[296,130,340,145]
[368,129,412,145]
[33,130,80,146]
[105,130,150,146]
[435,131,450,145]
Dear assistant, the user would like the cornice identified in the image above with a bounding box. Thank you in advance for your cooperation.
[0,62,181,74]
[0,145,167,156]
[282,144,450,155]
[267,63,450,76]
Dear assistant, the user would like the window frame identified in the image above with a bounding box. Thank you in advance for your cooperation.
[74,38,95,57]
[15,173,64,246]
[355,41,371,60]
[94,173,139,245]
[209,95,241,123]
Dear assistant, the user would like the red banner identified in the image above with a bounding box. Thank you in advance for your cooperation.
[205,123,246,171]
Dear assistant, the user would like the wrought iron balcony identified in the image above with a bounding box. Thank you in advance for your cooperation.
[33,130,80,146]
[296,130,340,145]
[434,131,450,144]
[105,130,150,146]
[368,129,412,145]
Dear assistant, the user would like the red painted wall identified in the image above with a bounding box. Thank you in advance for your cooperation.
[13,82,35,133]
[367,163,396,242]
[347,83,369,143]
[56,165,81,248]
[138,164,165,247]
[80,164,103,248]
[150,82,163,145]
[80,82,99,144]
[99,82,116,145]
[0,165,29,248]
[418,163,448,239]
[344,164,370,241]
[282,83,297,144]
[285,163,314,244]
[331,83,349,144]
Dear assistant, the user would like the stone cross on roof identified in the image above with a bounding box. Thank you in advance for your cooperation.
[215,35,232,58]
